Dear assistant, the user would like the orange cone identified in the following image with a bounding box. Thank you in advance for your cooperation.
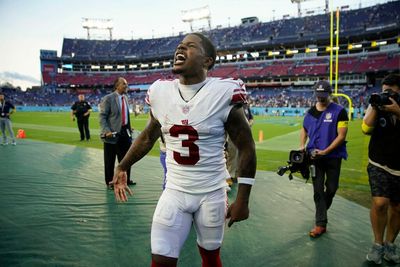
[16,129,26,139]
[258,130,264,142]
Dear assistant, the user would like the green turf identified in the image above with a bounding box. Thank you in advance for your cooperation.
[10,112,371,207]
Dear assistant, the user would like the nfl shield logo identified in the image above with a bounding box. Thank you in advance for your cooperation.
[325,113,332,120]
[182,105,190,114]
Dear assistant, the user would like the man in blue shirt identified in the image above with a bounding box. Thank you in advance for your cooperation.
[300,80,348,238]
[0,93,16,146]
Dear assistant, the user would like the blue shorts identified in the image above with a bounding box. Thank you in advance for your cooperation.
[368,163,400,203]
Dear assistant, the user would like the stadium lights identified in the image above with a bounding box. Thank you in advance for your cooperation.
[226,54,233,60]
[286,49,299,55]
[82,18,113,29]
[152,63,160,67]
[82,18,113,40]
[62,64,73,69]
[325,46,339,52]
[236,51,247,59]
[141,63,149,68]
[306,47,318,53]
[348,43,362,50]
[250,52,259,58]
[91,65,100,69]
[163,62,171,66]
[117,65,125,69]
[182,6,210,21]
[268,51,280,56]
[181,6,211,31]
[104,65,113,70]
[371,40,387,47]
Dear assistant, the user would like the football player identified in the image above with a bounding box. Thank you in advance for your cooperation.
[111,33,256,267]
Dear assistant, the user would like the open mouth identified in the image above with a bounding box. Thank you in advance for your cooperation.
[174,53,186,65]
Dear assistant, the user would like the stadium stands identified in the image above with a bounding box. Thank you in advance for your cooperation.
[34,0,400,112]
[57,1,399,60]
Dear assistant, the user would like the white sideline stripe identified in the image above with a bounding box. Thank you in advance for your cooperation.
[13,123,96,133]
[13,123,142,138]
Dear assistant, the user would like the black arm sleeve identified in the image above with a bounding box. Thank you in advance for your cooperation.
[338,108,348,121]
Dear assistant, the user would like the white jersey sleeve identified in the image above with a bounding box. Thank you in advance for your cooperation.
[147,77,247,194]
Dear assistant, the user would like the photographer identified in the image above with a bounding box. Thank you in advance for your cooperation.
[363,74,400,264]
[299,80,348,238]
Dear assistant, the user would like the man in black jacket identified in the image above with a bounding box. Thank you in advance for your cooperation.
[71,94,92,141]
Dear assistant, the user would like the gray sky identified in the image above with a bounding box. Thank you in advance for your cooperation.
[0,0,388,89]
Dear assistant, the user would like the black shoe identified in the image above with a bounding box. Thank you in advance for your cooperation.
[127,180,136,186]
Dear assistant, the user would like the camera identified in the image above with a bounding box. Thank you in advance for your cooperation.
[290,150,306,164]
[369,89,400,107]
[277,150,313,181]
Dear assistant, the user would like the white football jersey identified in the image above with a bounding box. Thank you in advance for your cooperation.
[146,77,247,194]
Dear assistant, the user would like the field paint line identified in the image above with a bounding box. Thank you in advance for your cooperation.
[13,123,96,134]
[256,130,299,152]
[255,117,302,126]
[341,167,364,172]
[13,123,143,137]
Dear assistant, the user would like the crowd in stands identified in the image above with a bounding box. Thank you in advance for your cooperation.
[0,87,147,110]
[246,85,376,109]
[32,1,400,116]
[1,84,378,114]
[42,52,399,87]
[59,1,399,60]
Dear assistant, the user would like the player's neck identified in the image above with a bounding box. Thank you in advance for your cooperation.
[179,71,207,85]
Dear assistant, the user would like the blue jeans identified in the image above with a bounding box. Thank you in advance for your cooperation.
[0,117,15,143]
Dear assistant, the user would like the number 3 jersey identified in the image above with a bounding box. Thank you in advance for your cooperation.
[146,77,247,194]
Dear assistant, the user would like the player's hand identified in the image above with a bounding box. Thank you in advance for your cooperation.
[226,199,249,227]
[109,167,132,202]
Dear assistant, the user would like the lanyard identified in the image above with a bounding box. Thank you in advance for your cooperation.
[0,101,5,113]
